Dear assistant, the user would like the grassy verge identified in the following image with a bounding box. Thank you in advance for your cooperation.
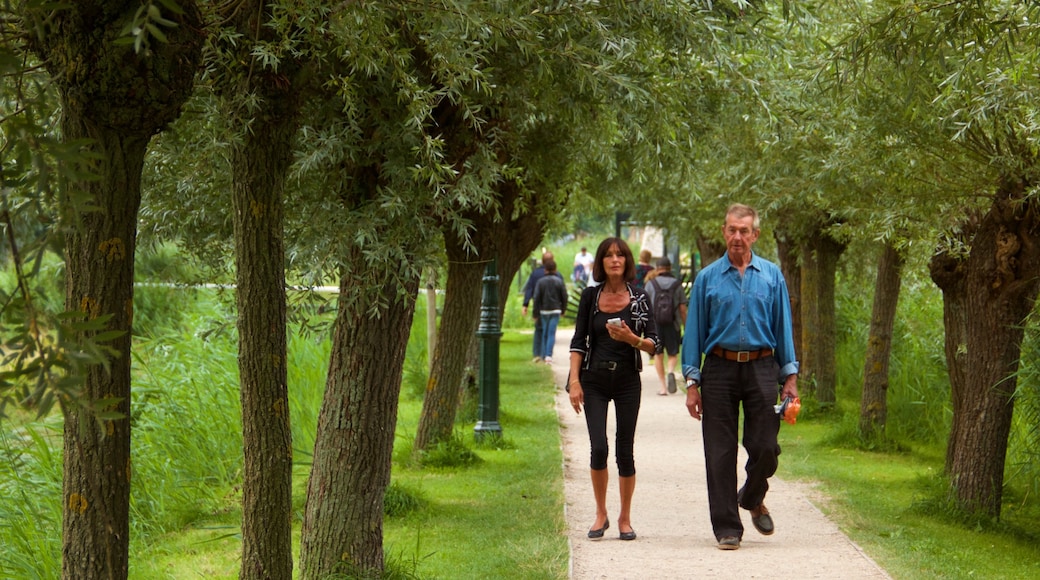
[129,326,566,579]
[383,332,567,579]
[779,413,1040,579]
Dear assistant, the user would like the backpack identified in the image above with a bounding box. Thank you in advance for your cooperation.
[649,277,678,327]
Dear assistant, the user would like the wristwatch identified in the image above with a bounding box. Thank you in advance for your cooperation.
[686,378,698,389]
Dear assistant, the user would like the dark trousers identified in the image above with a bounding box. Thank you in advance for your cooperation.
[700,354,781,540]
[580,366,642,476]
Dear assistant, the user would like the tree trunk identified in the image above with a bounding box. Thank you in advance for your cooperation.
[930,183,1040,517]
[59,128,141,580]
[696,234,725,268]
[22,4,202,578]
[300,259,419,578]
[800,229,845,407]
[413,180,546,454]
[492,193,547,320]
[799,240,820,398]
[859,241,904,439]
[413,235,486,453]
[221,3,303,576]
[232,137,293,577]
[774,230,802,365]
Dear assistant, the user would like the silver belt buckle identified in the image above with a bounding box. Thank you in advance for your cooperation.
[606,361,618,370]
[737,351,751,363]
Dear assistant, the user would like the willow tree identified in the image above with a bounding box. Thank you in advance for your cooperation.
[294,4,458,575]
[15,2,204,578]
[840,0,1040,517]
[410,1,753,453]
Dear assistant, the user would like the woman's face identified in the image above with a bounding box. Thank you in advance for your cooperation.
[603,244,626,278]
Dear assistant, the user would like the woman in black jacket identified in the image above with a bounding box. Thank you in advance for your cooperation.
[567,237,659,541]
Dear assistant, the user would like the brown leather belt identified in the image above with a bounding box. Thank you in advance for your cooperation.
[711,347,773,362]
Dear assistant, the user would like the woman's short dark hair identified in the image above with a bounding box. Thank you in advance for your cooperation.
[592,237,636,283]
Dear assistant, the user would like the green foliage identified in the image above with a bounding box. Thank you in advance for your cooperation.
[129,309,244,538]
[414,432,482,469]
[383,481,427,519]
[0,422,62,579]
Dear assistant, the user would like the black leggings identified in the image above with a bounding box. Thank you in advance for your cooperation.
[580,367,642,476]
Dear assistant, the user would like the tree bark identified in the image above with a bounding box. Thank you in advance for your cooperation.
[696,234,725,268]
[22,4,203,578]
[774,229,802,365]
[221,2,303,576]
[300,258,419,578]
[413,233,486,453]
[859,241,904,439]
[800,229,845,407]
[413,179,546,453]
[930,183,1040,517]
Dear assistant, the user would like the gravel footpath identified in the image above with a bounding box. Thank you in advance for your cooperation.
[547,328,891,579]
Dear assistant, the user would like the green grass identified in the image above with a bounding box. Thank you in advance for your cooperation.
[384,332,567,579]
[779,417,1040,579]
[127,330,566,580]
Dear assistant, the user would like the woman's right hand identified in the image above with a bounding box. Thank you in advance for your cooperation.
[569,382,584,414]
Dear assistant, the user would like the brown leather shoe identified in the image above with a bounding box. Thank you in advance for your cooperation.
[717,536,740,550]
[750,504,774,535]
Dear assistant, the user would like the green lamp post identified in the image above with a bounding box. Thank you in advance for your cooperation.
[474,258,503,441]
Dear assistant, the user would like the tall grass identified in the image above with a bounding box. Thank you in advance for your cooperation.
[0,422,62,579]
[823,260,951,449]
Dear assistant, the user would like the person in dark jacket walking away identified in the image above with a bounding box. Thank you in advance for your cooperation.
[532,258,568,364]
[523,251,554,362]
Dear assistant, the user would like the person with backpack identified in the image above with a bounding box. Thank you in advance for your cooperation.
[645,256,687,395]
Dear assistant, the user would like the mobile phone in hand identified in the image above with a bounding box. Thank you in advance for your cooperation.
[607,317,622,327]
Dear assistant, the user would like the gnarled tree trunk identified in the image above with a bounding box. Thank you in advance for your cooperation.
[413,232,486,453]
[414,181,546,454]
[930,183,1040,517]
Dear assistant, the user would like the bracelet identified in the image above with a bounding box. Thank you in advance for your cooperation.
[569,379,580,385]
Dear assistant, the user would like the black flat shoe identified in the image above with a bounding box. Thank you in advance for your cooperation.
[587,519,609,540]
[619,529,637,541]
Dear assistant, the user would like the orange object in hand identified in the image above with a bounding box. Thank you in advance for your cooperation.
[783,397,801,425]
[774,396,801,425]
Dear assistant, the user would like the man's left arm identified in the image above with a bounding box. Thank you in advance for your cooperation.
[772,267,800,389]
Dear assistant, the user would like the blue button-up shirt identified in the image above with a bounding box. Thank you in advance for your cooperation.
[681,252,799,384]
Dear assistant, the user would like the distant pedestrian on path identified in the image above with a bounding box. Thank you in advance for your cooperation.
[522,250,554,362]
[531,258,567,365]
[634,249,654,290]
[645,256,686,396]
[568,237,659,543]
[681,203,799,551]
[573,246,595,284]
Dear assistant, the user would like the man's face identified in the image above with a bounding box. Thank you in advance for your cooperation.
[722,214,759,258]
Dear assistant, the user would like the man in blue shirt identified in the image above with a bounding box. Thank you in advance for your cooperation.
[681,203,799,551]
